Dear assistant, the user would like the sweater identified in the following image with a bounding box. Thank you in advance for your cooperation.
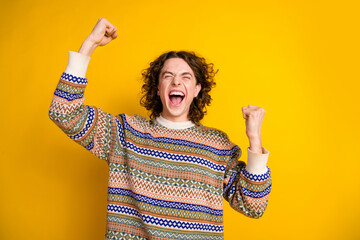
[48,51,272,240]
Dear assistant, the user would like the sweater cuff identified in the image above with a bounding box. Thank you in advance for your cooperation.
[245,146,269,174]
[64,51,91,78]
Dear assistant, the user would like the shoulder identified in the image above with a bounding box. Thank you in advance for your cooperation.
[195,124,240,156]
[196,124,229,138]
[195,123,233,146]
[115,113,148,122]
[132,114,150,123]
[115,113,152,129]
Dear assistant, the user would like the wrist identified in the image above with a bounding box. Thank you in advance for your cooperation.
[78,37,98,57]
[249,138,262,153]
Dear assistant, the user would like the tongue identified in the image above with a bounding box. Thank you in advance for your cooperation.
[170,96,183,105]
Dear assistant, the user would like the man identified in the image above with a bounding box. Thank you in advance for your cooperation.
[49,17,272,240]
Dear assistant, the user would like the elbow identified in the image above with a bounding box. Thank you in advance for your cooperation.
[48,109,53,120]
[249,210,266,219]
[48,104,58,122]
[247,197,271,219]
[241,205,267,219]
[239,191,271,219]
[48,101,63,124]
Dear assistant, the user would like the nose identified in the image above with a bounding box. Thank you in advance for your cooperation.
[172,75,181,86]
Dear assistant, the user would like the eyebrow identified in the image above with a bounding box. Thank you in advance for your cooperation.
[162,71,193,77]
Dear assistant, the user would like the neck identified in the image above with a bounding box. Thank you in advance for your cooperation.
[156,114,195,129]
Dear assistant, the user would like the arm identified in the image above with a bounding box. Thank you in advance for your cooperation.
[48,18,122,162]
[223,104,272,217]
[223,144,272,218]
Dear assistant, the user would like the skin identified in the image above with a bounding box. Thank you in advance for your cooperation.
[78,17,266,154]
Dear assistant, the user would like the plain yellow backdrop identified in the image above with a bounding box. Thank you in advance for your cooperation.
[0,0,359,239]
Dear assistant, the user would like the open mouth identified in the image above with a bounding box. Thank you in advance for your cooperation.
[169,91,185,106]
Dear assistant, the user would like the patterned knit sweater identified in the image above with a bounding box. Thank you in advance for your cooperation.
[48,51,272,240]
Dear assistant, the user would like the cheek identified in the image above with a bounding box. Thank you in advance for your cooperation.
[157,85,167,101]
[157,83,164,95]
[187,84,198,97]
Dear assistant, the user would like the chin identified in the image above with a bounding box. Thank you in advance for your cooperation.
[164,106,188,120]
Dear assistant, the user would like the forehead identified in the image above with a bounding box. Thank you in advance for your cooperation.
[160,58,194,75]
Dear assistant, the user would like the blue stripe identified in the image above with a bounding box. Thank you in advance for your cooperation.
[240,184,272,198]
[85,140,94,150]
[69,106,95,140]
[223,172,239,197]
[107,204,223,232]
[61,72,88,85]
[54,88,84,101]
[115,117,126,148]
[126,141,226,172]
[108,187,223,216]
[241,166,271,182]
[142,214,223,232]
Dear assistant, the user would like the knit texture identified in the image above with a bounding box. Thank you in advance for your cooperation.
[48,71,272,240]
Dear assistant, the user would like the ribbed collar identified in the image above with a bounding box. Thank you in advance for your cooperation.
[155,114,195,129]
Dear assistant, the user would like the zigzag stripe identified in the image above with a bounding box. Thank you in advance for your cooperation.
[106,223,149,239]
[91,109,108,158]
[48,97,83,115]
[120,113,239,157]
[242,196,269,213]
[120,152,223,180]
[108,171,223,206]
[108,187,223,216]
[147,228,223,240]
[68,106,95,140]
[110,156,223,188]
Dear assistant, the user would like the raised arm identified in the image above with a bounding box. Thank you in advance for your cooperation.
[223,104,272,218]
[48,18,124,162]
[223,142,272,218]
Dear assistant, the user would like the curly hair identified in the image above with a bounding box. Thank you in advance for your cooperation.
[140,50,218,125]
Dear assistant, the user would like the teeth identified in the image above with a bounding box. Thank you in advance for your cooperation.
[169,91,184,96]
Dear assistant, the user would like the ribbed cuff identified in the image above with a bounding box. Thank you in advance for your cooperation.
[245,146,270,174]
[64,51,91,77]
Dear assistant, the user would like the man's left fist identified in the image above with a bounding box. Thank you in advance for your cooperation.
[241,104,265,140]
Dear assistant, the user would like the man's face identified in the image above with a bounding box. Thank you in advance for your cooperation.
[158,57,201,122]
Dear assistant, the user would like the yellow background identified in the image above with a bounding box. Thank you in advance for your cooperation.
[0,0,359,239]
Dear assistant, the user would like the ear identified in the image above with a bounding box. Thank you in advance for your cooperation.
[195,83,201,97]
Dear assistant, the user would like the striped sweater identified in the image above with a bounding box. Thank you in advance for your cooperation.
[48,51,272,240]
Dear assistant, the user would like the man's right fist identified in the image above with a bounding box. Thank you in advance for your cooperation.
[87,17,118,47]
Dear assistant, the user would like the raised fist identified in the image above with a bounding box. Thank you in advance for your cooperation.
[87,17,118,47]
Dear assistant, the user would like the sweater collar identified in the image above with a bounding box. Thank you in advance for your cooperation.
[155,114,195,129]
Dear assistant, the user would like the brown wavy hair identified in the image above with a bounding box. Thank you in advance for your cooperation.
[140,50,218,125]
